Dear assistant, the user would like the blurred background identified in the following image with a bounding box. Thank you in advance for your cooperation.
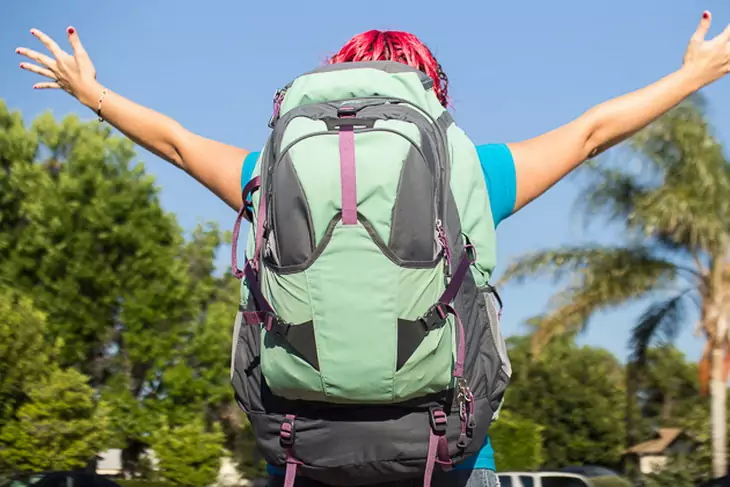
[2,1,730,486]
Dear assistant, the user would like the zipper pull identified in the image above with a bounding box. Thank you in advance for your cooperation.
[268,89,286,128]
[436,219,451,275]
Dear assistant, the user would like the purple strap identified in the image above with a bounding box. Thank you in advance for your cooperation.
[446,304,466,378]
[434,250,473,378]
[241,175,261,222]
[284,452,299,487]
[438,252,472,305]
[338,125,357,225]
[252,188,268,271]
[231,207,247,279]
[242,311,267,325]
[423,409,452,487]
[244,262,274,314]
[231,176,262,279]
[280,414,301,487]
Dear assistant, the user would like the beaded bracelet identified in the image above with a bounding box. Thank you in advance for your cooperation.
[97,88,109,122]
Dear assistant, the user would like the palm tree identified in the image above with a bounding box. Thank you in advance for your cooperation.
[499,95,730,478]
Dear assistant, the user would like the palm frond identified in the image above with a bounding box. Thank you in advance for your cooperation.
[574,95,730,258]
[503,247,679,355]
[629,289,696,365]
[574,163,649,227]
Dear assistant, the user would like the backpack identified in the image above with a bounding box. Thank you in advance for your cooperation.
[229,61,511,487]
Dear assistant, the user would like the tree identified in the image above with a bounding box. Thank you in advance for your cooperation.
[0,367,110,472]
[149,418,226,487]
[0,287,55,426]
[501,336,626,468]
[0,99,252,474]
[500,95,730,477]
[489,410,544,471]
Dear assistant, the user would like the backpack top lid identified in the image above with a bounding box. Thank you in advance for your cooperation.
[274,60,447,123]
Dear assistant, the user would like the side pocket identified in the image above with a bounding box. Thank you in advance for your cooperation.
[230,309,244,381]
[478,285,511,414]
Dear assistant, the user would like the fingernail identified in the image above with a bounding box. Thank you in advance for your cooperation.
[703,11,710,19]
[15,48,20,54]
[19,63,24,68]
[67,27,75,35]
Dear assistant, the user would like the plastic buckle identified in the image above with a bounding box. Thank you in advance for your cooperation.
[337,106,357,118]
[420,305,448,332]
[429,407,448,435]
[279,417,295,448]
[267,316,291,337]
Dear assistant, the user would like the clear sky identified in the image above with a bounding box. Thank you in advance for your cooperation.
[2,0,729,363]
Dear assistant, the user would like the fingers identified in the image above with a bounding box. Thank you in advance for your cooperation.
[33,82,61,90]
[15,47,56,68]
[19,61,55,80]
[692,10,712,43]
[30,28,67,59]
[66,26,87,58]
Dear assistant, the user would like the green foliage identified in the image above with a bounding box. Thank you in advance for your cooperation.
[149,419,226,487]
[503,336,626,468]
[0,100,252,479]
[0,287,55,425]
[490,410,544,471]
[499,95,730,474]
[0,367,109,472]
[499,95,728,360]
[116,481,175,487]
[590,477,633,487]
[642,453,712,487]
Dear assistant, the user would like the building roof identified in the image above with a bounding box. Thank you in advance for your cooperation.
[626,428,684,455]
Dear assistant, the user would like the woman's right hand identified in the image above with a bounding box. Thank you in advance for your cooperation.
[681,11,730,91]
[16,26,103,108]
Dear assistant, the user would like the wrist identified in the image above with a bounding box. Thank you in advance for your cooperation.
[676,64,708,94]
[78,81,105,110]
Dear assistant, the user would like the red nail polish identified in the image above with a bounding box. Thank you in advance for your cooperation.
[703,11,709,19]
[67,27,75,34]
[19,63,24,68]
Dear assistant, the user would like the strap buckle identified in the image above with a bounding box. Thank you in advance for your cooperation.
[337,105,358,117]
[419,305,448,332]
[265,315,291,337]
[280,416,296,448]
[429,407,448,435]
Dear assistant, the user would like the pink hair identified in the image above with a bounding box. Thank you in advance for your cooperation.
[328,30,449,107]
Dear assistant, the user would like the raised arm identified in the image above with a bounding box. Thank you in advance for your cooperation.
[16,27,247,210]
[508,11,730,213]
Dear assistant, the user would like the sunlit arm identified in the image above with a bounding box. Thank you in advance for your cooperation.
[508,68,700,212]
[506,11,730,214]
[77,83,248,210]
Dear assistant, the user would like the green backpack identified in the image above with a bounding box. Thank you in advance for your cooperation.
[230,61,511,487]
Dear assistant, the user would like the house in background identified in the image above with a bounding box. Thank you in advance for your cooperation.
[92,449,247,486]
[623,427,695,474]
[94,449,123,477]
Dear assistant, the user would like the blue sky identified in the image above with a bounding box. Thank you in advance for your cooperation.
[2,0,730,362]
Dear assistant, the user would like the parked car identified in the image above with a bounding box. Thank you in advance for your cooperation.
[699,475,730,486]
[560,466,622,478]
[498,471,593,487]
[0,472,122,487]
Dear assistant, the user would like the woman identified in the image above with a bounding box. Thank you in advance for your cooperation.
[15,11,730,487]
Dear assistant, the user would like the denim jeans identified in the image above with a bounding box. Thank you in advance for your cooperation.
[266,469,500,487]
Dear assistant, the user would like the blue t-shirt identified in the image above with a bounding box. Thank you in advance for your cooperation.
[240,143,517,474]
